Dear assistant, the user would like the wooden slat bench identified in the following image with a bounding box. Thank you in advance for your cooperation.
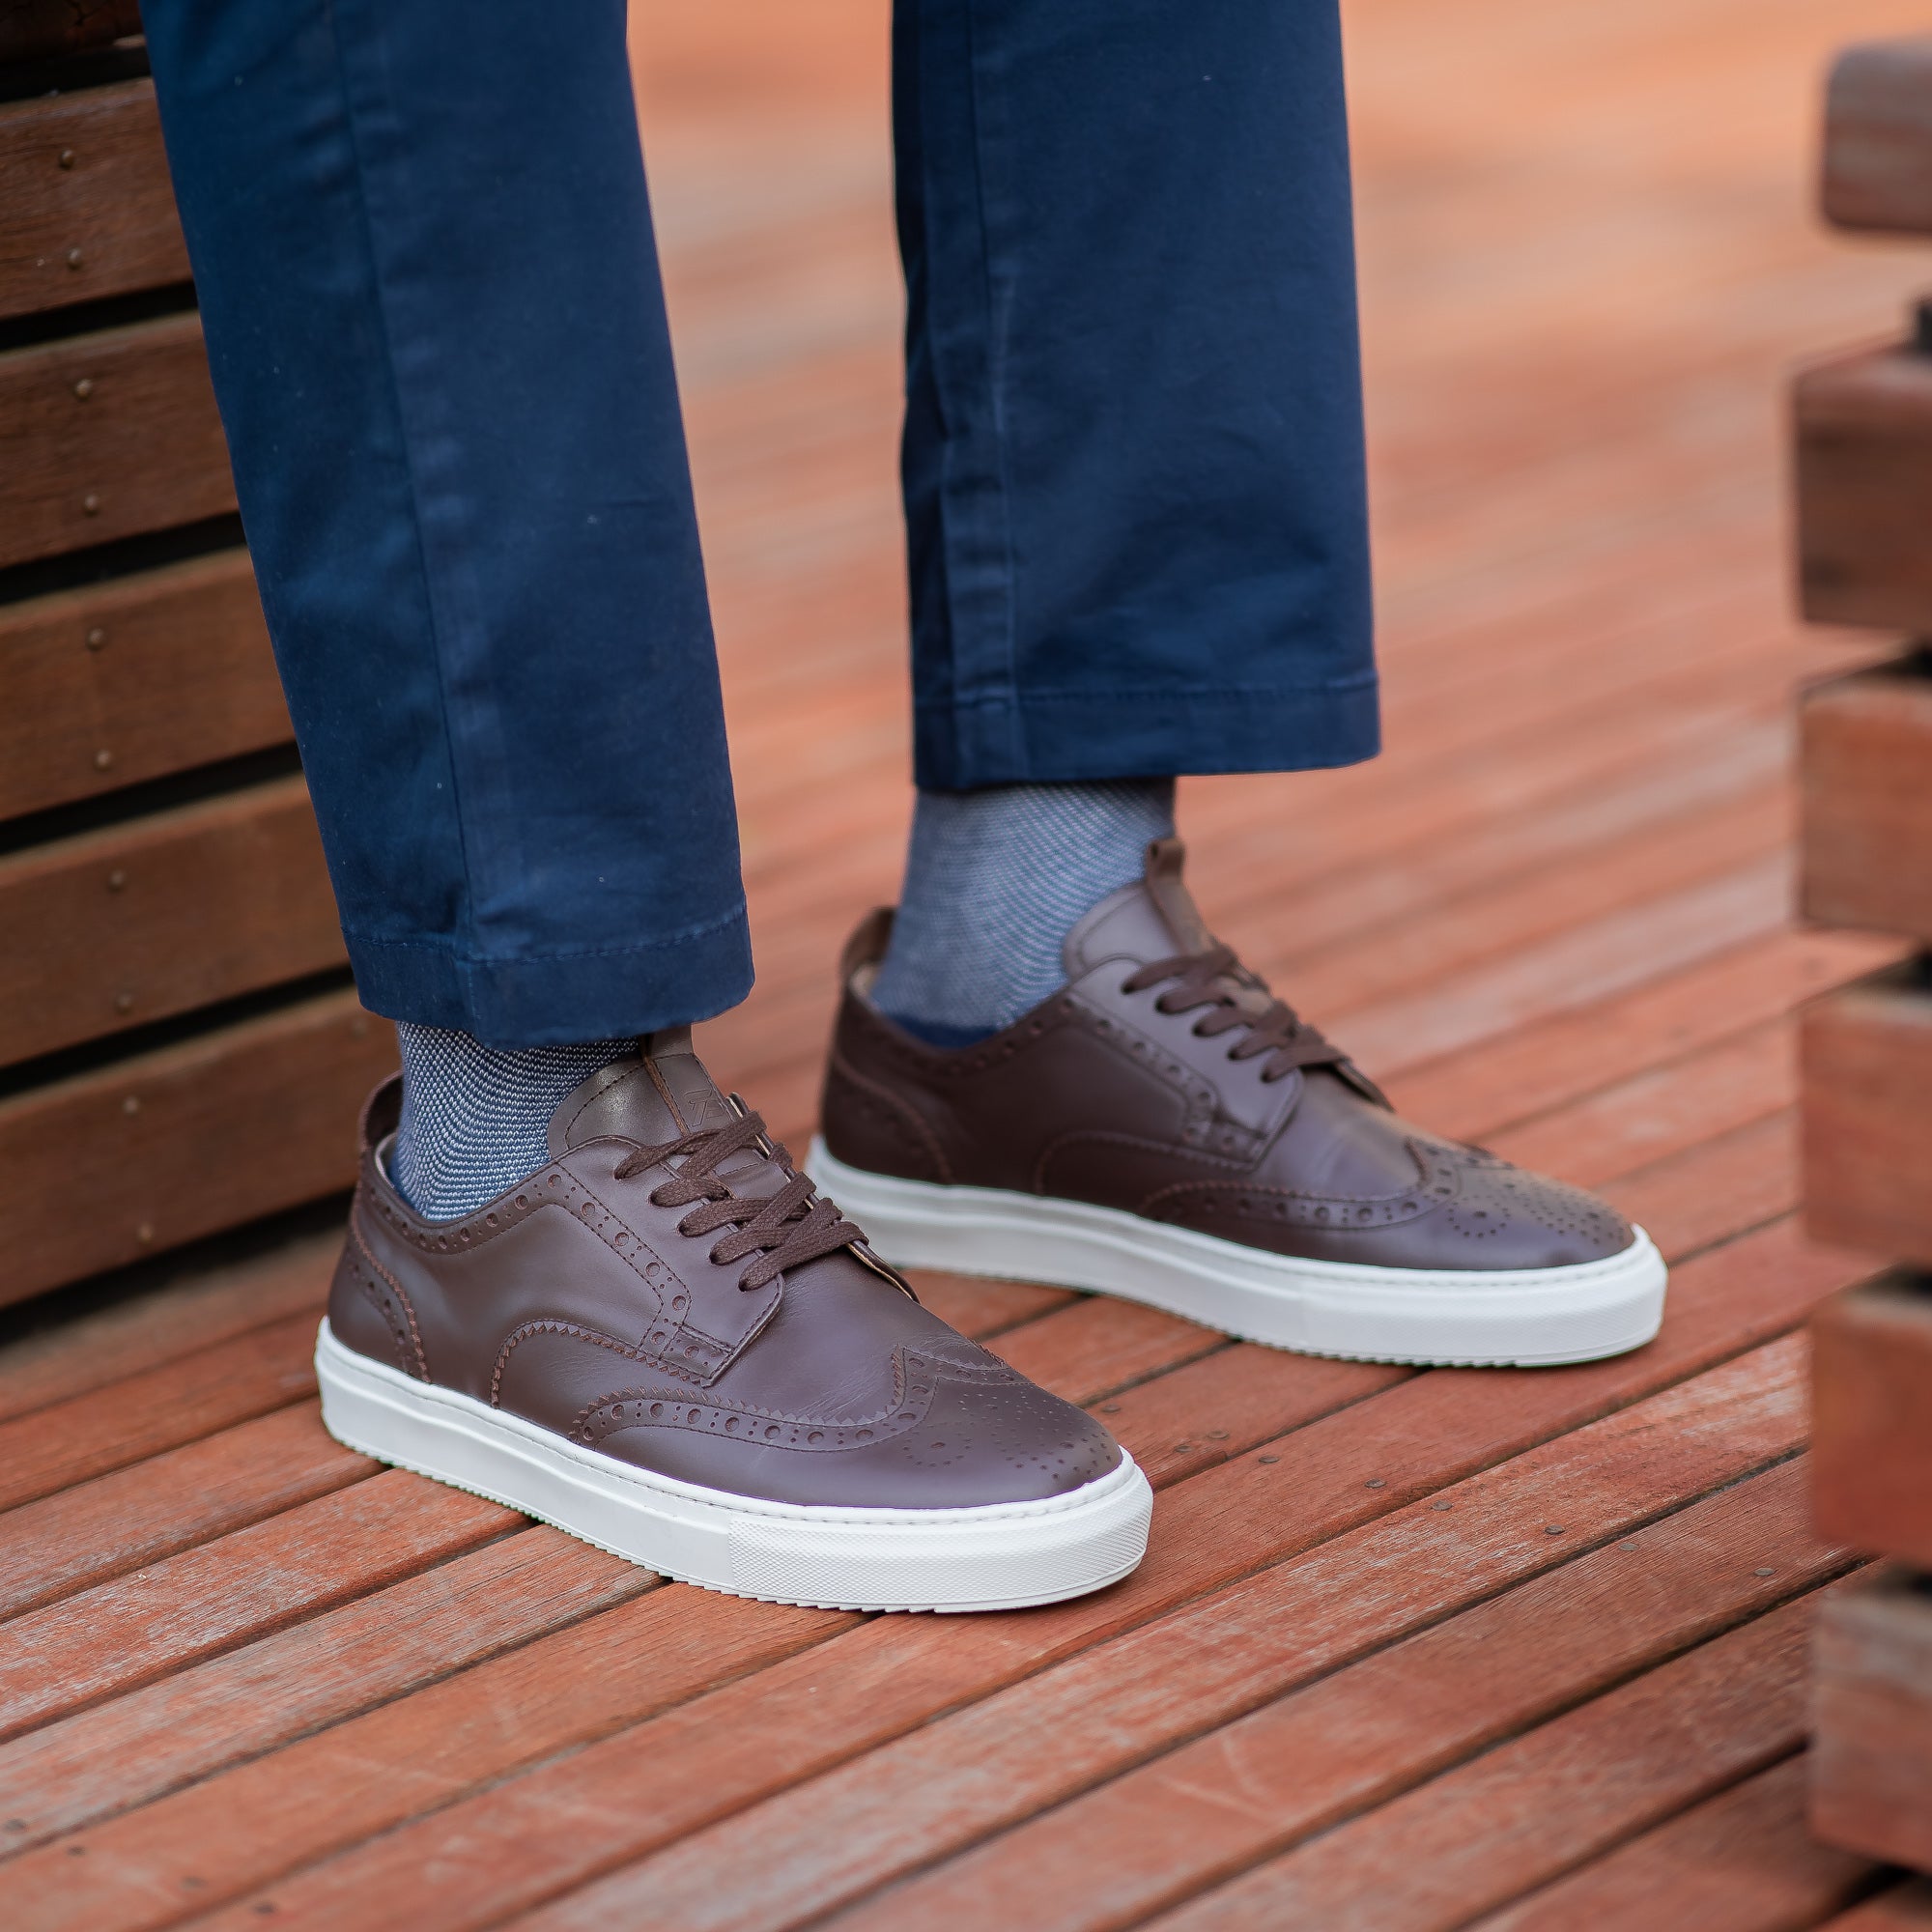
[1801,31,1932,1889]
[0,29,391,1315]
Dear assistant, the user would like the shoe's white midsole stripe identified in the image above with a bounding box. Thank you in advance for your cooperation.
[314,1320,1151,1612]
[810,1141,1667,1368]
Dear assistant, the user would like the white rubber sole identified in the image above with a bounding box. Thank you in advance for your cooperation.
[314,1320,1151,1612]
[809,1141,1668,1368]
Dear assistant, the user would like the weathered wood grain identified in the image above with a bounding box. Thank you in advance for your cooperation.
[1824,39,1932,234]
[0,311,232,571]
[0,1468,514,1741]
[0,1229,332,1426]
[1141,1595,1824,1932]
[1802,963,1932,1266]
[1485,1013,1793,1191]
[0,1403,368,1621]
[0,1310,317,1515]
[1468,1756,1882,1932]
[1604,1110,1799,1262]
[0,1521,652,1859]
[0,80,185,322]
[1812,1565,1932,1872]
[4,1584,838,1932]
[179,1318,1836,1932]
[0,775,342,1064]
[1802,659,1932,942]
[0,989,394,1305]
[0,549,285,824]
[1391,925,1894,1143]
[1812,1273,1932,1566]
[812,1458,1843,1932]
[986,1297,1223,1407]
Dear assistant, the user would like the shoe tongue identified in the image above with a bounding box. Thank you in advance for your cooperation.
[546,1026,738,1157]
[1063,836,1214,975]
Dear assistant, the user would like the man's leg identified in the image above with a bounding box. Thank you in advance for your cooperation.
[145,0,749,1214]
[819,0,1667,1370]
[871,0,1375,1045]
[140,0,1152,1608]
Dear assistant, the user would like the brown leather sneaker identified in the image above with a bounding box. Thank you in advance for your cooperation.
[810,839,1666,1368]
[316,1030,1151,1611]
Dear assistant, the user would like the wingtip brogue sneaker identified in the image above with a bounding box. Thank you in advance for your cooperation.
[317,1028,1151,1612]
[810,839,1667,1368]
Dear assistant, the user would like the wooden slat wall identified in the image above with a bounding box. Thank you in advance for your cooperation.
[1796,343,1932,634]
[0,311,234,569]
[1825,39,1932,234]
[0,774,343,1064]
[0,989,393,1298]
[0,80,186,321]
[0,549,288,819]
[1802,33,1932,1883]
[0,33,388,1313]
[0,0,142,70]
[1801,657,1932,938]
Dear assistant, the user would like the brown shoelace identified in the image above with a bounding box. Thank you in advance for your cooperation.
[1123,943,1350,1084]
[613,1112,863,1292]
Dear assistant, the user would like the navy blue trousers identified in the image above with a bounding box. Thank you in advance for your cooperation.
[144,1,1375,1047]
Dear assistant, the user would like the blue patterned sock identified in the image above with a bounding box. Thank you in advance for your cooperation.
[389,1024,636,1220]
[870,780,1176,1047]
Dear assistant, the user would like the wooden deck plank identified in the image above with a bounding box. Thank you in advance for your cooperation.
[1138,1594,1826,1932]
[812,1458,1843,1932]
[985,1299,1225,1407]
[1486,1016,1793,1191]
[1391,926,1893,1144]
[0,1311,318,1515]
[1820,1884,1932,1930]
[170,1321,1831,1932]
[3,1587,841,1932]
[0,1233,332,1427]
[0,1087,1815,1916]
[0,1470,514,1741]
[1601,1109,1798,1261]
[1465,1756,1884,1932]
[0,1524,650,1858]
[0,1403,370,1622]
[453,1344,1818,1932]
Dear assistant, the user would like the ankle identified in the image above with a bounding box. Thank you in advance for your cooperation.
[390,1024,636,1220]
[871,779,1176,1043]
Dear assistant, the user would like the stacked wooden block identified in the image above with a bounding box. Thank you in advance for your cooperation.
[1802,36,1932,1874]
[0,13,393,1312]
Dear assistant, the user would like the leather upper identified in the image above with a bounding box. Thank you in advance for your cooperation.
[821,838,1635,1274]
[328,1030,1122,1508]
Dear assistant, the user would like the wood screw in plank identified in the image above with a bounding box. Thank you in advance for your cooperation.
[58,149,75,169]
[85,626,107,649]
[72,379,93,400]
[66,248,82,270]
[93,749,112,770]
